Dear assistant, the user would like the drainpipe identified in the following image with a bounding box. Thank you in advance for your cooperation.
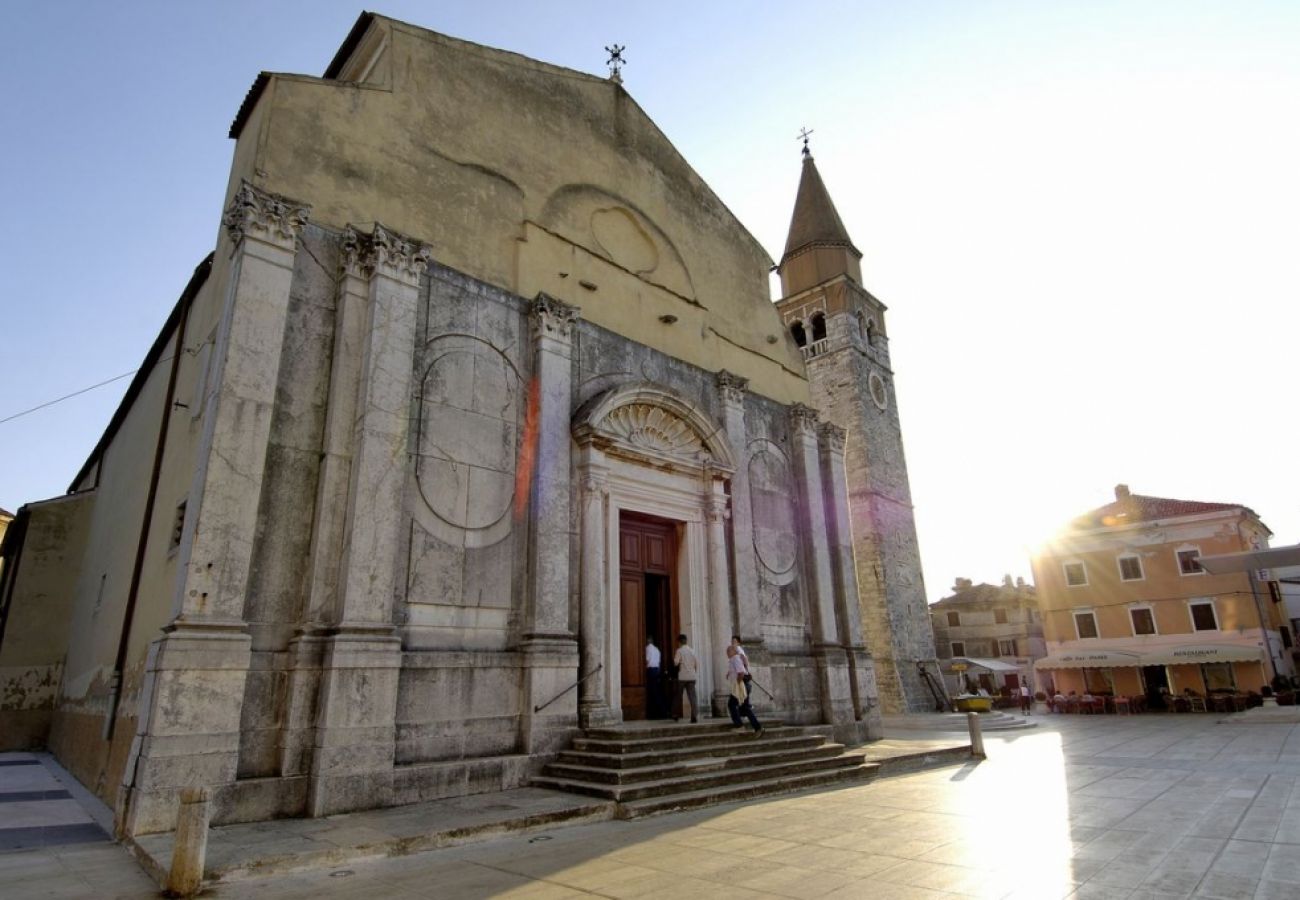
[103,285,194,741]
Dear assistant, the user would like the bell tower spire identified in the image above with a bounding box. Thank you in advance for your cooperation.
[777,143,863,297]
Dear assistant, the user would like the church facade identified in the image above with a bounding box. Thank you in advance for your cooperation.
[0,14,933,838]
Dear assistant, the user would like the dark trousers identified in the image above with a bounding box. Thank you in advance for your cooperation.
[677,680,698,722]
[728,693,760,731]
[646,667,662,717]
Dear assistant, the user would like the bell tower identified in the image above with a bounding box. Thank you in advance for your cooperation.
[775,144,940,714]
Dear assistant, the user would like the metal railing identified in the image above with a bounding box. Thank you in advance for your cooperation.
[534,663,603,713]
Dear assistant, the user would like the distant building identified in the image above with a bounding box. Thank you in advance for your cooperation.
[1032,485,1293,701]
[930,576,1044,694]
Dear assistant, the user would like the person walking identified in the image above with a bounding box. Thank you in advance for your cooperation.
[731,635,752,700]
[1019,683,1032,715]
[673,634,699,723]
[726,645,761,735]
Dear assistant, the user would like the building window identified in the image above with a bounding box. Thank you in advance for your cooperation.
[998,639,1016,656]
[951,641,966,656]
[1130,607,1156,636]
[1281,625,1293,650]
[810,312,827,342]
[946,611,960,627]
[1189,600,1218,632]
[1118,555,1144,581]
[1064,562,1088,587]
[790,321,807,347]
[1074,610,1099,639]
[995,609,1008,625]
[1177,547,1204,575]
[1084,667,1114,694]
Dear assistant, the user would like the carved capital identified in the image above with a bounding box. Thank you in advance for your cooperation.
[818,422,847,454]
[341,223,431,283]
[788,403,819,439]
[704,495,730,524]
[531,293,581,343]
[223,181,310,249]
[580,472,609,498]
[371,223,432,280]
[715,370,749,406]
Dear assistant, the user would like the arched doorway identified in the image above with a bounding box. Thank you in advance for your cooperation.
[572,382,736,727]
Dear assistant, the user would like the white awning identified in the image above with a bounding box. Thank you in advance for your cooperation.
[1198,544,1300,574]
[1140,644,1264,666]
[950,657,1021,673]
[1034,649,1144,669]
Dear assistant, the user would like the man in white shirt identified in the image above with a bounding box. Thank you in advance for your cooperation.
[726,645,762,735]
[673,634,699,723]
[645,637,663,718]
[730,635,751,701]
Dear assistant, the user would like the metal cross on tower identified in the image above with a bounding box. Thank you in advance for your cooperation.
[798,127,815,157]
[605,44,626,83]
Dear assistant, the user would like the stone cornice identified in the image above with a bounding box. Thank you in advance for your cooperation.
[223,181,310,250]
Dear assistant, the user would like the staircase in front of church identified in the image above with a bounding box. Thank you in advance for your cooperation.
[531,721,878,818]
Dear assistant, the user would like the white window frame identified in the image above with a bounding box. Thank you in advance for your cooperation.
[1188,598,1219,632]
[1063,560,1088,587]
[1176,545,1205,577]
[951,640,966,656]
[1074,608,1100,640]
[1117,553,1144,582]
[998,638,1016,656]
[1129,604,1157,637]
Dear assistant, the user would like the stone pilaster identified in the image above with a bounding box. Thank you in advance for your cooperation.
[280,226,372,778]
[522,294,581,754]
[819,422,880,741]
[123,182,310,836]
[308,223,429,817]
[788,405,856,739]
[704,486,734,717]
[576,450,617,728]
[716,371,761,650]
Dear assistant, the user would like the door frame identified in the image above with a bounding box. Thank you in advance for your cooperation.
[618,511,681,719]
[600,463,717,722]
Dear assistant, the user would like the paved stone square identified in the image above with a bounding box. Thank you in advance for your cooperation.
[7,715,1300,898]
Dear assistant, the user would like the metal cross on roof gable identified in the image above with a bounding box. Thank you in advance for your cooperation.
[605,44,626,83]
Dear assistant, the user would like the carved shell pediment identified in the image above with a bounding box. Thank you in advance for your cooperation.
[603,403,706,461]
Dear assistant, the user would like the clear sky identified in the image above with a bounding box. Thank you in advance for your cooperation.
[4,2,1298,603]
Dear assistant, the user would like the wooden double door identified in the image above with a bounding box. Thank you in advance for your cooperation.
[619,512,680,720]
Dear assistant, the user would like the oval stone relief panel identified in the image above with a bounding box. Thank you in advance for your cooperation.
[747,440,798,584]
[413,335,521,548]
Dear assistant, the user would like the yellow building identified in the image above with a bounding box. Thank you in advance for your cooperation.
[1032,485,1292,704]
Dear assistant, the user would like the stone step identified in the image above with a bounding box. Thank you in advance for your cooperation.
[544,742,846,785]
[583,721,738,741]
[882,712,1038,733]
[557,733,827,769]
[571,724,808,754]
[532,751,868,802]
[616,761,880,819]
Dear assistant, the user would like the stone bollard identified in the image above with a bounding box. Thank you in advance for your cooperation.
[166,787,211,897]
[967,712,985,759]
